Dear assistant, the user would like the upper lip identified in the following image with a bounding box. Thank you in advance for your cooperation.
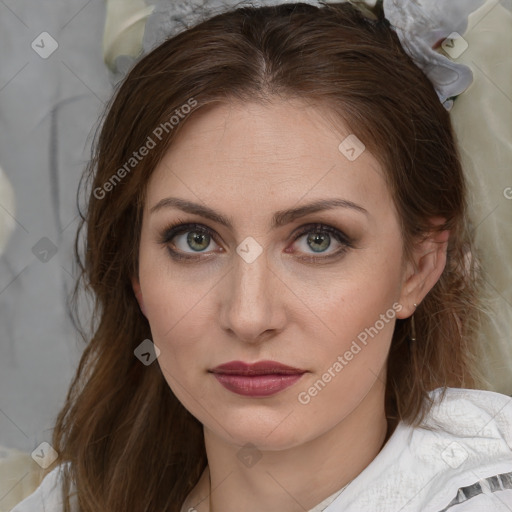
[209,360,306,375]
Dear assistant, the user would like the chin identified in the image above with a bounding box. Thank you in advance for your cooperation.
[203,405,316,451]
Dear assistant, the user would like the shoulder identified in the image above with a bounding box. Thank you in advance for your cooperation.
[417,387,512,474]
[425,387,512,433]
[418,387,512,458]
[9,462,77,512]
[414,388,512,511]
[329,388,512,512]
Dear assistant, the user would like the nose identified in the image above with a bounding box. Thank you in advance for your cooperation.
[219,244,285,344]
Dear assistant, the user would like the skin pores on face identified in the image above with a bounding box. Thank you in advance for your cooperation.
[135,98,406,454]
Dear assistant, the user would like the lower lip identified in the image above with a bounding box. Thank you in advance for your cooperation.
[212,373,305,397]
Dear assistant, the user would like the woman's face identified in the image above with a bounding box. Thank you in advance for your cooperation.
[134,99,411,449]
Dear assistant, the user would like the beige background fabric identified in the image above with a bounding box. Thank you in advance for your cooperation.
[450,0,512,394]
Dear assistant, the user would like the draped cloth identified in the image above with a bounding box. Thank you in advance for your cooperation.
[449,0,512,394]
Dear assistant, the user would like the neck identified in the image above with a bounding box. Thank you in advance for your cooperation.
[184,379,390,512]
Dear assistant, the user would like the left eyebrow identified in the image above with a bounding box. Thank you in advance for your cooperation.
[149,197,369,230]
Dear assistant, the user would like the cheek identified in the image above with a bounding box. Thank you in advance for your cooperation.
[138,253,221,379]
[302,233,404,378]
[293,270,401,426]
[305,280,399,384]
[138,239,203,329]
[300,233,403,340]
[140,269,213,403]
[143,279,210,351]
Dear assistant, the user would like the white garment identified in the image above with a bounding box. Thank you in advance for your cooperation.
[10,388,512,512]
[323,387,512,512]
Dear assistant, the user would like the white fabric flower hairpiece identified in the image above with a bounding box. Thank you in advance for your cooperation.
[135,0,486,110]
[382,0,485,109]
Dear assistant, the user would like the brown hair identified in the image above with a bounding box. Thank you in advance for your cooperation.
[50,2,486,510]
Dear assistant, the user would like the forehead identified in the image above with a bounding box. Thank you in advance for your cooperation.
[161,98,367,168]
[145,99,391,223]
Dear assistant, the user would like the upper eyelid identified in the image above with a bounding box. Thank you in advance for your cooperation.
[162,221,347,237]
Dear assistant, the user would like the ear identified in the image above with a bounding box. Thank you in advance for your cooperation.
[396,218,450,320]
[131,276,147,317]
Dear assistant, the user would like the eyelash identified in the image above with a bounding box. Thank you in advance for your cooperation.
[158,217,354,263]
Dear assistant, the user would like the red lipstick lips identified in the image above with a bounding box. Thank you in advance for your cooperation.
[209,360,306,397]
